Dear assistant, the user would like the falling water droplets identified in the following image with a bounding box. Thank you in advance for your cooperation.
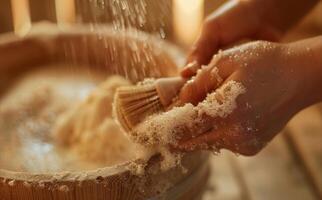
[120,0,127,10]
[61,0,173,82]
[159,28,166,39]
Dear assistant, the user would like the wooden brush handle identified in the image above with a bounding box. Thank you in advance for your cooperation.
[155,77,187,107]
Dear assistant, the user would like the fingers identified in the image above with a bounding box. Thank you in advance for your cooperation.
[180,61,200,78]
[181,16,222,79]
[176,127,263,156]
[179,53,236,105]
[180,23,221,78]
[254,26,283,42]
[181,0,260,78]
[181,1,231,78]
[180,66,217,105]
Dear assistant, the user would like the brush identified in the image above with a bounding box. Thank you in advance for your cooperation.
[114,77,187,132]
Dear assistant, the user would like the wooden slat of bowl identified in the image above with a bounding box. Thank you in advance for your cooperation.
[0,34,51,76]
[0,24,180,81]
[0,24,209,200]
[0,153,208,200]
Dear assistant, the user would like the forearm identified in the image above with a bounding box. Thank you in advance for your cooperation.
[303,36,322,102]
[250,0,319,33]
[286,36,322,106]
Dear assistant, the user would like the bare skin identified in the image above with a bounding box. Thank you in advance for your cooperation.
[182,0,319,72]
[177,0,322,155]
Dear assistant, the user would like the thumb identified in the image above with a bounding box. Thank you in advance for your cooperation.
[179,52,235,105]
[181,27,221,78]
[179,65,222,105]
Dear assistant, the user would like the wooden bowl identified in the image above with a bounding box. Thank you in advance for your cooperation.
[0,24,210,200]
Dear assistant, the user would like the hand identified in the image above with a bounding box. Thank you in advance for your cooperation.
[177,39,322,155]
[182,0,319,78]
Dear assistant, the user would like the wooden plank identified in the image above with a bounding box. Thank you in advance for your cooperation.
[0,0,14,33]
[29,0,57,23]
[287,105,322,198]
[202,152,249,200]
[55,0,76,25]
[236,135,315,200]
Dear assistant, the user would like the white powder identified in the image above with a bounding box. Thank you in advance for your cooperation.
[52,76,138,166]
[131,103,196,145]
[198,80,246,118]
[0,73,142,173]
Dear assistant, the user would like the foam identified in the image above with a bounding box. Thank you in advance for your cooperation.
[132,81,246,150]
[122,80,245,174]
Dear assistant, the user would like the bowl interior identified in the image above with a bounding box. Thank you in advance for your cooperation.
[0,27,211,200]
[0,26,184,177]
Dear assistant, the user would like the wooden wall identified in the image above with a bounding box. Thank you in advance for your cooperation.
[1,0,321,37]
[0,0,14,33]
[29,0,56,23]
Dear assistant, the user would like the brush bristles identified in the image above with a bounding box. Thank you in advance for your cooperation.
[114,84,165,132]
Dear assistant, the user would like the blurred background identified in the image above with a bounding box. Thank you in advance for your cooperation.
[1,0,322,46]
[0,0,321,199]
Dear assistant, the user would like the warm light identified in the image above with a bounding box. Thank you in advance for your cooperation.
[173,0,204,47]
[55,0,76,25]
[11,0,31,35]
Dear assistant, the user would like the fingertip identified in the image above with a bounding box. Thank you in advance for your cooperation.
[180,61,200,78]
[180,67,194,78]
[179,81,194,104]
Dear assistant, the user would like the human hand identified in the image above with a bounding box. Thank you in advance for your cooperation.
[176,39,322,155]
[182,0,319,78]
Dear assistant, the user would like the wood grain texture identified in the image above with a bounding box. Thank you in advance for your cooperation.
[236,135,315,200]
[0,0,14,34]
[0,153,209,200]
[29,0,57,23]
[0,24,180,82]
[0,34,51,75]
[287,105,322,199]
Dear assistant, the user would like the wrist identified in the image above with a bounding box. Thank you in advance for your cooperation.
[284,36,322,106]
